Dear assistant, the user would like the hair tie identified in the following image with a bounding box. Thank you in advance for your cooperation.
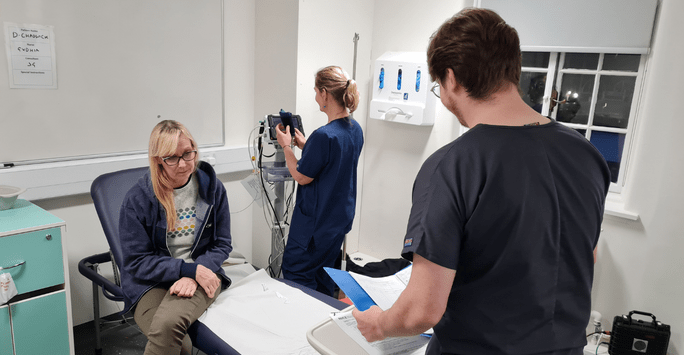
[345,79,351,89]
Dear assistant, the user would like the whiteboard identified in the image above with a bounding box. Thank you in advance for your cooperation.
[0,0,224,165]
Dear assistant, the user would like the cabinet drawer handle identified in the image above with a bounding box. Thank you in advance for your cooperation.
[46,234,52,241]
[0,260,26,271]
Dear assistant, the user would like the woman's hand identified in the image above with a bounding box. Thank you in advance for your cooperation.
[293,128,306,149]
[169,277,198,298]
[275,124,292,148]
[196,264,221,298]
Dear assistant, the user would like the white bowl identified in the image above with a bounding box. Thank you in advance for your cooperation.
[0,185,27,211]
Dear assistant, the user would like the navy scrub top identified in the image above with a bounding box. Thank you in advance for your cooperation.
[288,117,364,250]
[402,121,610,355]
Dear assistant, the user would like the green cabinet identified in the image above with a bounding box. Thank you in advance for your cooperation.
[0,305,12,355]
[11,292,70,354]
[1,227,64,294]
[0,200,73,355]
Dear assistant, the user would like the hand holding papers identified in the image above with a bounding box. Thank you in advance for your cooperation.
[329,308,428,355]
[321,265,430,354]
[324,264,412,311]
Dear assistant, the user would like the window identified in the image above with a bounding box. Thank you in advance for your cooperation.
[521,52,646,192]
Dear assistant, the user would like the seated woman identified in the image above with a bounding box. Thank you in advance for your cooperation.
[119,120,232,355]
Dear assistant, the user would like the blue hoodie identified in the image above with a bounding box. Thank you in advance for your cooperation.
[118,161,232,314]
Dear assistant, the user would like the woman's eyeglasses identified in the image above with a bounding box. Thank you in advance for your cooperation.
[162,150,197,166]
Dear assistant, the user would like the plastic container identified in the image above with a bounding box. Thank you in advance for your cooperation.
[0,185,27,210]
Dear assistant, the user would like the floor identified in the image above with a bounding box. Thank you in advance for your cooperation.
[73,314,207,355]
[73,314,146,355]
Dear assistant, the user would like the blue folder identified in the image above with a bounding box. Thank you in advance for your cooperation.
[324,267,376,311]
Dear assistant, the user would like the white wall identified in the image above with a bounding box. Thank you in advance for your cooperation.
[591,0,684,353]
[295,0,375,253]
[250,0,299,270]
[357,0,466,259]
[31,0,258,326]
[223,0,258,262]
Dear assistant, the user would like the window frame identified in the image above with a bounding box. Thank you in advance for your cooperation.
[521,51,647,194]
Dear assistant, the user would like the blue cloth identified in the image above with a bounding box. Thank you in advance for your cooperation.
[282,118,364,295]
[118,161,233,314]
[402,121,610,355]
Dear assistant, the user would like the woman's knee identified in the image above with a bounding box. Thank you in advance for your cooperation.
[147,312,191,341]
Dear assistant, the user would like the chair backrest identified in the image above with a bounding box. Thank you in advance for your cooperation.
[90,166,149,269]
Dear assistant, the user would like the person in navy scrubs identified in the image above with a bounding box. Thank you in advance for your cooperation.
[276,66,364,296]
[353,9,610,355]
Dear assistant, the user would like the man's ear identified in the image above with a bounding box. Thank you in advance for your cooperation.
[444,68,460,93]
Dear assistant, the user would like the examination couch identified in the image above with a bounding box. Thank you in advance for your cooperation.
[78,166,347,354]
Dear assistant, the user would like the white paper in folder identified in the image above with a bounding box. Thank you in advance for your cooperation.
[329,309,429,355]
[350,265,412,311]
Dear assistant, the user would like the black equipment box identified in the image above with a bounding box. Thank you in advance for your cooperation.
[609,310,670,355]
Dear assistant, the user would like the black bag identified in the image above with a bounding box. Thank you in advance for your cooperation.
[609,310,670,355]
[344,254,411,277]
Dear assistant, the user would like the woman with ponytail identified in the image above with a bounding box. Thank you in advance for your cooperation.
[275,66,364,297]
[119,120,233,355]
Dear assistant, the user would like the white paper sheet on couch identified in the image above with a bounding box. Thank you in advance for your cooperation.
[198,269,337,355]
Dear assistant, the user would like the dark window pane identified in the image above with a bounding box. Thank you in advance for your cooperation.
[520,72,547,113]
[603,54,640,72]
[593,76,636,129]
[557,74,595,124]
[522,52,550,68]
[563,53,599,70]
[590,131,625,183]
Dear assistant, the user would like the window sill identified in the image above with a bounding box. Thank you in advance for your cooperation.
[604,192,639,220]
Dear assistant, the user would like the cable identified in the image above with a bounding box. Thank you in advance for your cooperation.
[283,181,296,223]
[229,199,255,215]
[271,180,296,278]
[247,124,262,171]
[596,340,610,355]
[586,331,610,337]
[266,248,286,276]
[585,332,610,355]
[111,301,145,336]
[258,138,286,277]
[252,118,298,278]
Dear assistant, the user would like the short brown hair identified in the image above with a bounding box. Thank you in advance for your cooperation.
[427,8,521,100]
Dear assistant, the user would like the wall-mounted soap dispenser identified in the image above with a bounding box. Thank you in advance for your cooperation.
[369,52,436,126]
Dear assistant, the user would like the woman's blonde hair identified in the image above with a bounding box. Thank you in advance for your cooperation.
[148,120,199,229]
[315,66,360,113]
